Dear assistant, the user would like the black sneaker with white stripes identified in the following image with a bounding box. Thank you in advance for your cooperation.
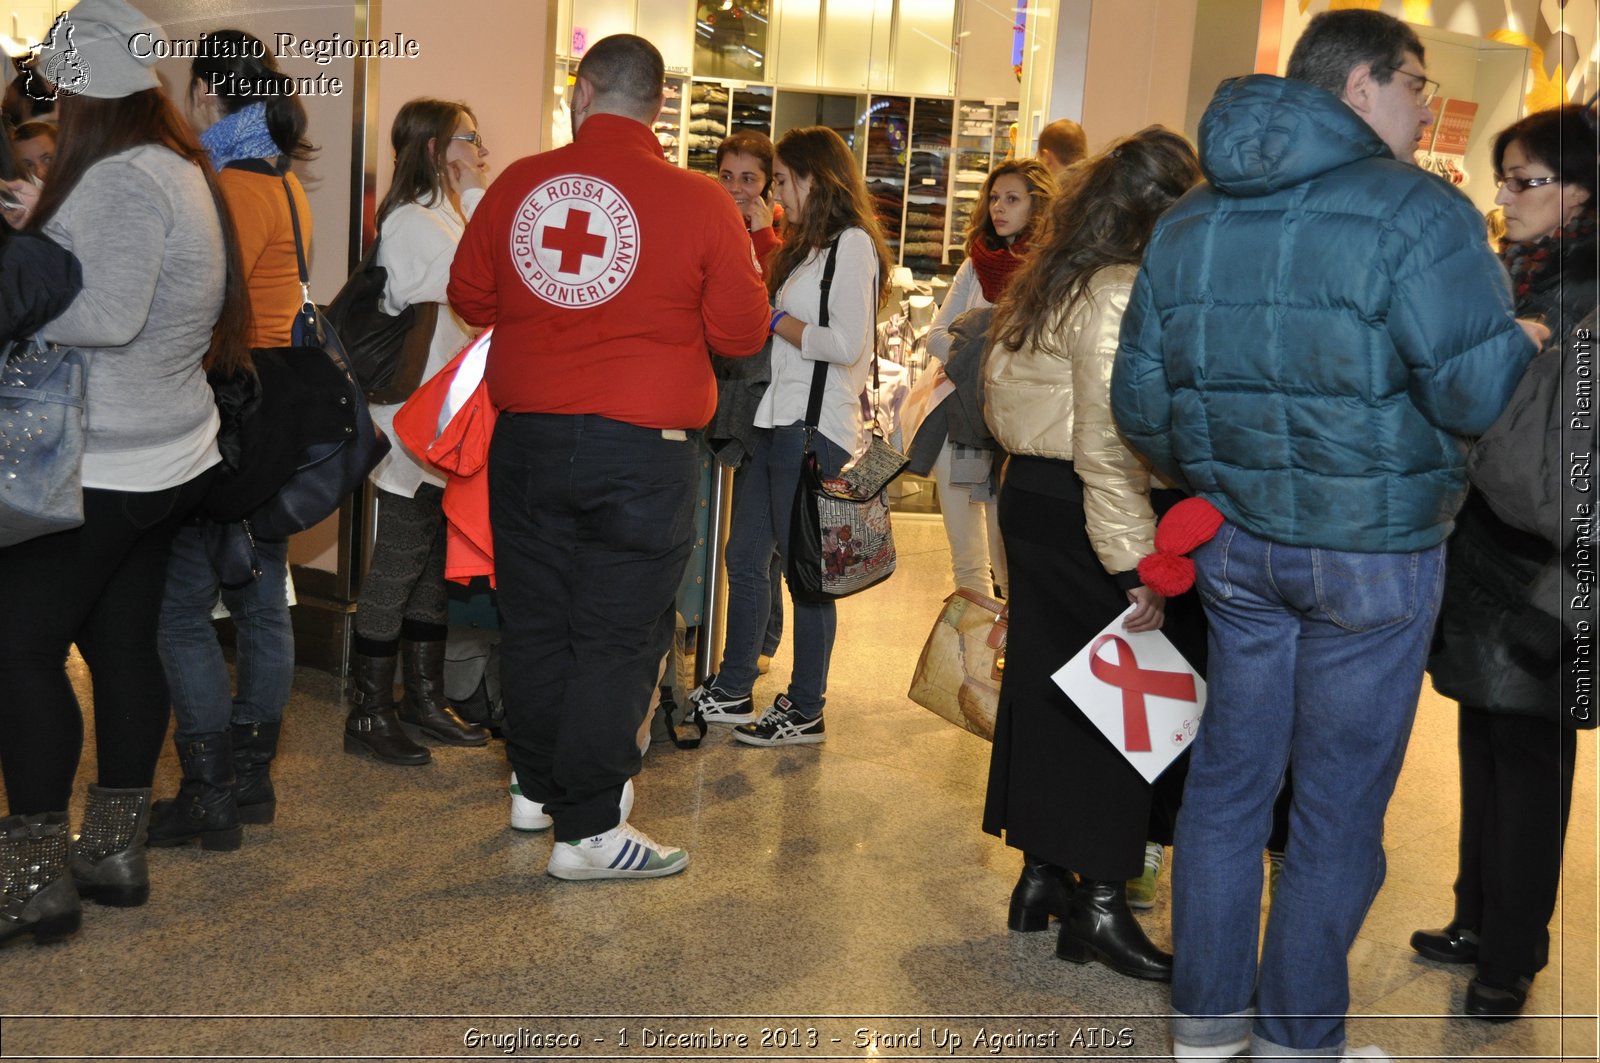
[732,694,825,747]
[687,676,757,725]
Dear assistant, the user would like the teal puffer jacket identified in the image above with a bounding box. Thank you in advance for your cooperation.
[1111,75,1534,553]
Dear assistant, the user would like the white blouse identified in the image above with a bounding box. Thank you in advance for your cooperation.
[754,226,878,459]
[367,186,485,498]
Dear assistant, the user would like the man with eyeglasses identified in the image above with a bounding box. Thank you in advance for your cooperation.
[1112,9,1548,1062]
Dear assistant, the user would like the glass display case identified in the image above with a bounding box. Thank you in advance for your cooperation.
[694,1,770,82]
[902,97,953,278]
[949,99,1018,262]
[862,94,910,266]
[686,80,732,174]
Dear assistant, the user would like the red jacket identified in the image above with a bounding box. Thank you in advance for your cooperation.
[448,113,769,429]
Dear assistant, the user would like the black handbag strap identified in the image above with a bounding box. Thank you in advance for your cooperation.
[279,170,311,308]
[802,236,842,432]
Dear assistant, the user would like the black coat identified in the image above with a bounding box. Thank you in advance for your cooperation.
[1429,229,1598,716]
[1,230,82,343]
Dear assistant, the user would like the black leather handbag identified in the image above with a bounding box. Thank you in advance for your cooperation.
[200,165,391,582]
[322,234,437,404]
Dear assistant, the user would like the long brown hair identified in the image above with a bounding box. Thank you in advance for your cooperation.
[992,126,1200,353]
[28,89,250,377]
[376,98,474,227]
[965,158,1054,256]
[766,126,892,304]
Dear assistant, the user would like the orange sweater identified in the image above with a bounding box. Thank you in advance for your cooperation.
[218,167,313,348]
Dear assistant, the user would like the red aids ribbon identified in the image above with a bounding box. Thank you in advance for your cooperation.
[1088,635,1198,753]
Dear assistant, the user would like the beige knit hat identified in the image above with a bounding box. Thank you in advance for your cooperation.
[35,0,164,100]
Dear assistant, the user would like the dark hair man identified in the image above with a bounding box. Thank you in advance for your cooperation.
[1111,10,1548,1061]
[449,34,768,880]
[1035,118,1086,177]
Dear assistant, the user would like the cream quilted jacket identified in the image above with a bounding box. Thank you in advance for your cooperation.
[984,263,1165,576]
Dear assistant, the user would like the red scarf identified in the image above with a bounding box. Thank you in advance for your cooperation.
[969,232,1031,302]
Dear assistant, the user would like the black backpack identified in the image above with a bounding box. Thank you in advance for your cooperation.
[321,232,437,404]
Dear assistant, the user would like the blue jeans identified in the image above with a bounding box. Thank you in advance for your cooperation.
[490,413,698,842]
[157,525,294,739]
[718,424,849,715]
[1170,522,1445,1061]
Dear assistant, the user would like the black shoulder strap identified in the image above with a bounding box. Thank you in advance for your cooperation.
[803,236,842,431]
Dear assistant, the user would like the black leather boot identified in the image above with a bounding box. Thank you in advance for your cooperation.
[344,653,431,765]
[149,733,242,851]
[232,720,281,825]
[0,812,80,946]
[397,639,489,746]
[1056,878,1173,982]
[69,786,152,907]
[1009,854,1073,932]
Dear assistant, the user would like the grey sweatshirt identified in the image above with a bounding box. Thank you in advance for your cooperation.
[41,144,223,490]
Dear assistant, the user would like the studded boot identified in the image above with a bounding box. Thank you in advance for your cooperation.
[0,812,80,946]
[232,720,282,824]
[69,786,152,908]
[149,733,242,851]
[344,652,430,765]
[397,639,489,746]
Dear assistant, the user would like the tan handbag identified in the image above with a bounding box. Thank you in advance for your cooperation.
[907,588,1008,741]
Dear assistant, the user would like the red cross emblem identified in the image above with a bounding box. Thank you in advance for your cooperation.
[541,208,609,275]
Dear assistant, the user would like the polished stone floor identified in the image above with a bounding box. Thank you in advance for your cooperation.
[1,515,1595,1061]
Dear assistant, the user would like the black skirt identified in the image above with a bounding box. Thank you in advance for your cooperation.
[981,459,1205,880]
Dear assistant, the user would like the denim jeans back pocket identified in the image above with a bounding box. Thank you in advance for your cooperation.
[1310,548,1418,632]
[1191,523,1237,606]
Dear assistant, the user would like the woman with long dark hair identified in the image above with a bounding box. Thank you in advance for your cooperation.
[147,30,318,851]
[981,127,1203,982]
[1418,102,1598,1021]
[0,0,250,940]
[343,98,492,764]
[689,126,891,745]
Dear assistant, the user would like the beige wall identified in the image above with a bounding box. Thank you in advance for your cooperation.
[369,0,554,210]
[1080,0,1199,153]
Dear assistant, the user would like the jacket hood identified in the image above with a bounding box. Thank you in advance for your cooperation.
[1199,75,1391,197]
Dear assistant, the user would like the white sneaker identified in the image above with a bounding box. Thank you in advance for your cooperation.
[546,820,688,880]
[510,774,633,832]
[1172,1037,1248,1060]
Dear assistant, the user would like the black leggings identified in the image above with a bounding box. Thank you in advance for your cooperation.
[0,475,212,814]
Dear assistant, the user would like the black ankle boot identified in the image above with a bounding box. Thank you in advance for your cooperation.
[149,733,243,851]
[1056,878,1173,982]
[232,720,281,825]
[0,812,80,946]
[397,639,489,746]
[69,786,152,908]
[344,653,431,765]
[1009,854,1073,932]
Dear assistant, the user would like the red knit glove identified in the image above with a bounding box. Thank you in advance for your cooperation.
[1137,498,1226,597]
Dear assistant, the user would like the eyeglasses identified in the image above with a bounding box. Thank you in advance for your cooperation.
[1385,66,1440,107]
[450,132,487,150]
[1494,174,1558,194]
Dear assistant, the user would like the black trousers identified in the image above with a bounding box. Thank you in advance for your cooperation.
[489,413,698,842]
[1453,704,1577,980]
[0,474,212,814]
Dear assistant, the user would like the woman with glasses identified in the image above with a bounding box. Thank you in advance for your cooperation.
[344,98,493,765]
[1419,102,1597,1021]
